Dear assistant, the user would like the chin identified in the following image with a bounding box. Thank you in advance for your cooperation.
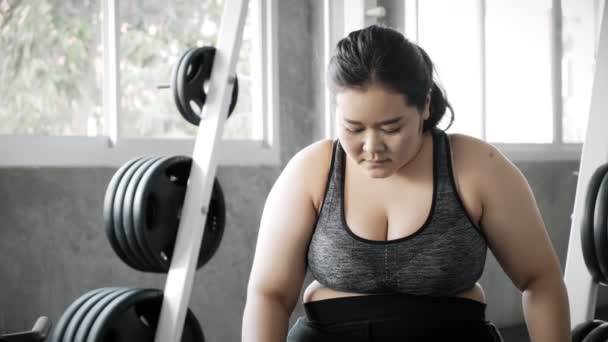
[366,169,392,179]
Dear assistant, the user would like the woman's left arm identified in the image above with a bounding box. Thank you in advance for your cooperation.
[474,141,571,342]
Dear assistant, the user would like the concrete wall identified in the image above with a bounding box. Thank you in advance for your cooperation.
[0,1,600,340]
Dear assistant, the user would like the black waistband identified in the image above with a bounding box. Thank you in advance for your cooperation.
[303,293,487,325]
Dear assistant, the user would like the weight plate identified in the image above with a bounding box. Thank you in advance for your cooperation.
[172,48,196,120]
[594,172,608,285]
[74,288,138,342]
[176,47,211,125]
[87,288,204,342]
[133,156,226,271]
[174,46,238,126]
[583,322,608,342]
[199,177,226,267]
[123,156,164,273]
[62,288,126,342]
[50,288,110,342]
[582,164,608,283]
[113,157,155,271]
[573,320,606,342]
[104,158,145,267]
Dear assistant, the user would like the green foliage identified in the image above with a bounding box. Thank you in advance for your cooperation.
[0,0,254,138]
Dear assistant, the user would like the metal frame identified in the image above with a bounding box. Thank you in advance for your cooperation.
[564,2,608,328]
[102,0,120,147]
[153,1,250,340]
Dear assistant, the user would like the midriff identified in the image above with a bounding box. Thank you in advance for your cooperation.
[303,280,486,304]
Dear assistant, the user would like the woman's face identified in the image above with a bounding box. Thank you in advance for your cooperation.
[335,84,430,179]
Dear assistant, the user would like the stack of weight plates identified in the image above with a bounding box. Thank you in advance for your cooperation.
[103,155,226,273]
[50,288,205,342]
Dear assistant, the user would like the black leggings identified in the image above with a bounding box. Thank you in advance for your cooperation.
[287,293,503,342]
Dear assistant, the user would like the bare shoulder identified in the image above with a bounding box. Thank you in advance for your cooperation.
[447,133,515,181]
[446,133,523,218]
[447,133,503,165]
[288,139,334,168]
[284,139,335,211]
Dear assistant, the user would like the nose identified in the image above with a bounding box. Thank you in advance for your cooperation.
[362,131,386,155]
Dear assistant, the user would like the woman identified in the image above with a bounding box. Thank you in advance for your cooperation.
[242,25,570,341]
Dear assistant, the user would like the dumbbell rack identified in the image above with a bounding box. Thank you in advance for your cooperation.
[564,2,608,329]
[153,0,249,341]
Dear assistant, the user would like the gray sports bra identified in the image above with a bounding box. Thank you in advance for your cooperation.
[307,128,488,296]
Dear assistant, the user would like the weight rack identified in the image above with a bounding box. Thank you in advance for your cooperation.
[564,2,608,329]
[153,1,250,341]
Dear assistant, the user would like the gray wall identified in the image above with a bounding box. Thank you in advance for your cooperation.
[0,1,599,340]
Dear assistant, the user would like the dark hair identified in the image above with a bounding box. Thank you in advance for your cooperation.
[328,25,454,132]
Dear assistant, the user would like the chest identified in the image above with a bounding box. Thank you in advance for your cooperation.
[343,158,482,242]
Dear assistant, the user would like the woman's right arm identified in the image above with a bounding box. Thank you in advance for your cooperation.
[241,140,333,342]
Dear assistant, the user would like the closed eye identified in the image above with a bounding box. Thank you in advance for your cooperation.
[344,126,401,134]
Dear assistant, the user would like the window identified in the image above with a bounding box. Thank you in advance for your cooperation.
[417,0,483,139]
[329,0,605,160]
[562,0,605,143]
[0,0,279,166]
[484,0,554,143]
[0,0,103,136]
[118,0,258,140]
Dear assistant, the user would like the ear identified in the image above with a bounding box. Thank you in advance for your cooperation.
[423,93,431,120]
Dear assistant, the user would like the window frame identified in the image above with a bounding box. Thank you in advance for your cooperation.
[0,0,280,167]
[324,0,586,162]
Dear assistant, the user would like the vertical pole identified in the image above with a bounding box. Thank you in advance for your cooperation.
[153,1,250,341]
[102,0,120,147]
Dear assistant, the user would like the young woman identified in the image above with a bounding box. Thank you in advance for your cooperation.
[242,25,570,342]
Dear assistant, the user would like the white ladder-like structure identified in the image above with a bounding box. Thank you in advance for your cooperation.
[154,1,250,341]
[565,2,608,329]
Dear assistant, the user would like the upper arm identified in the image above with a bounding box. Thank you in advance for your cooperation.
[246,139,333,311]
[471,138,562,291]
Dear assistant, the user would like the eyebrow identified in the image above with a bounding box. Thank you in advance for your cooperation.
[343,116,403,126]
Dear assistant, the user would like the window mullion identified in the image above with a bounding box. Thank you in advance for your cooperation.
[553,0,564,145]
[480,0,487,141]
[102,0,120,147]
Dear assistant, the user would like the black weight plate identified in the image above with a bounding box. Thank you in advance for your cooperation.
[123,156,164,273]
[176,47,212,125]
[594,172,608,285]
[104,157,145,267]
[175,46,238,125]
[133,156,187,270]
[62,288,126,342]
[582,163,608,283]
[50,288,110,342]
[172,48,196,119]
[573,320,606,342]
[200,177,226,267]
[132,156,176,271]
[75,288,138,342]
[583,322,608,342]
[133,156,226,271]
[113,157,155,271]
[87,288,205,342]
